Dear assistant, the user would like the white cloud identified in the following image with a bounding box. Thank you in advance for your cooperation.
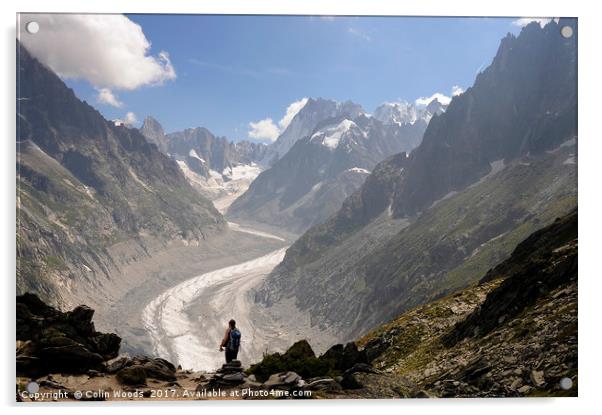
[512,17,556,28]
[451,85,464,96]
[96,88,123,108]
[19,14,176,91]
[124,112,138,126]
[416,85,466,107]
[415,92,452,106]
[278,98,309,130]
[248,118,280,142]
[114,112,138,127]
[248,98,309,142]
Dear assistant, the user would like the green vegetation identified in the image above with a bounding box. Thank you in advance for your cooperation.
[357,280,497,377]
[246,340,337,382]
[45,256,66,270]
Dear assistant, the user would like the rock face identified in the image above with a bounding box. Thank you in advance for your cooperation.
[161,124,268,176]
[16,43,225,308]
[257,19,577,338]
[391,20,577,218]
[139,116,168,153]
[16,293,183,387]
[229,110,428,232]
[16,293,121,377]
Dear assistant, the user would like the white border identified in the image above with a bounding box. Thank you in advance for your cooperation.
[2,1,600,414]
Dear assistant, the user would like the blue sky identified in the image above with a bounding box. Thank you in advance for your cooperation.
[60,15,525,142]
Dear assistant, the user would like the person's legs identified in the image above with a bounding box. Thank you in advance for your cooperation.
[225,349,234,363]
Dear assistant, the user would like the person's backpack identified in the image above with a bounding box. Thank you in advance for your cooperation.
[228,328,241,350]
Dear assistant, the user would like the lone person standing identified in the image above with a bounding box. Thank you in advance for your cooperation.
[219,319,241,363]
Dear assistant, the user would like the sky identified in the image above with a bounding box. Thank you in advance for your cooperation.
[18,14,548,142]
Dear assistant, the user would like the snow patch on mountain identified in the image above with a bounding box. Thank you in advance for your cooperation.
[263,98,365,163]
[176,160,263,213]
[222,163,262,181]
[346,167,371,174]
[311,119,365,149]
[188,149,205,163]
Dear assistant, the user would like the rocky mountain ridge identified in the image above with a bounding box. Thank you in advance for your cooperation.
[162,123,268,176]
[17,42,225,310]
[139,117,267,208]
[257,19,577,337]
[390,20,577,218]
[373,98,447,127]
[228,104,431,232]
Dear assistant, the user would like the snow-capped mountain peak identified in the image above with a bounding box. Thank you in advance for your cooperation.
[373,99,448,126]
[264,98,365,162]
[373,101,418,125]
[310,119,365,150]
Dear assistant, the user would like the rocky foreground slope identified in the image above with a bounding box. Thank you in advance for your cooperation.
[17,210,577,400]
[359,209,577,397]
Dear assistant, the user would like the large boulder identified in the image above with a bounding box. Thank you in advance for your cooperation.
[340,373,363,390]
[132,356,177,381]
[67,305,96,336]
[262,371,304,391]
[16,293,121,377]
[319,342,367,371]
[339,363,378,390]
[304,377,341,392]
[116,366,147,386]
[319,344,344,364]
[110,355,177,384]
[105,355,131,374]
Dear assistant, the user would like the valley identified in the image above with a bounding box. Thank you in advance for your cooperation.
[16,17,578,400]
[97,221,290,358]
[102,217,338,371]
